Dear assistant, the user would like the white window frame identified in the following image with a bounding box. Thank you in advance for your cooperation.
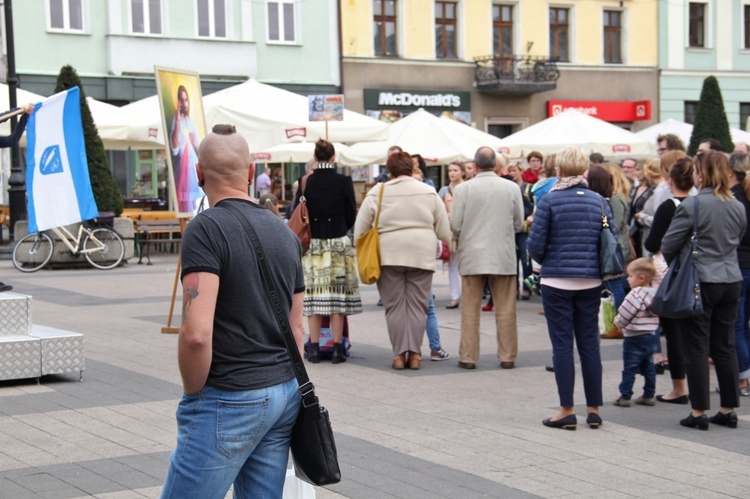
[196,0,228,39]
[548,4,575,64]
[686,0,712,50]
[741,0,750,51]
[601,7,627,65]
[46,0,87,33]
[491,2,519,58]
[432,0,462,60]
[266,0,299,44]
[130,0,163,35]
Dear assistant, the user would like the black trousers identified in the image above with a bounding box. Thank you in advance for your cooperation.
[677,282,741,411]
[661,316,686,380]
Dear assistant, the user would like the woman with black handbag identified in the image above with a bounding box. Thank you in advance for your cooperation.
[661,151,746,430]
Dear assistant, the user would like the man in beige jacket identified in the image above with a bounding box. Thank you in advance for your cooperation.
[451,146,524,369]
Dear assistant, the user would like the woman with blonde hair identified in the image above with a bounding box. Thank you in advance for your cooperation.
[438,162,466,308]
[605,164,632,267]
[528,146,615,430]
[662,151,746,430]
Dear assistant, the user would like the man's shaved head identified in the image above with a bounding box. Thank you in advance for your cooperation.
[198,124,252,184]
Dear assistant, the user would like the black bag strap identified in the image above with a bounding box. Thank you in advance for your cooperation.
[598,195,610,229]
[220,201,316,403]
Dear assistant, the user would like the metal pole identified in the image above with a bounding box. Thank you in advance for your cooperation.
[4,0,25,242]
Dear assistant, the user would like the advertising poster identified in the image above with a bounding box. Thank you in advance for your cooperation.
[155,67,206,217]
[308,94,344,122]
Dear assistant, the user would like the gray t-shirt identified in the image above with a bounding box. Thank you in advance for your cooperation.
[181,198,305,391]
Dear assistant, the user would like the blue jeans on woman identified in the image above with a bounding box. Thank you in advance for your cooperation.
[541,284,603,408]
[618,334,656,400]
[426,292,442,351]
[161,378,300,499]
[735,268,750,381]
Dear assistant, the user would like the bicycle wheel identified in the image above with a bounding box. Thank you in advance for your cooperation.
[12,232,54,272]
[83,228,125,270]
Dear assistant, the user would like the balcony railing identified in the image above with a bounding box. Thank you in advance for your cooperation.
[473,55,560,95]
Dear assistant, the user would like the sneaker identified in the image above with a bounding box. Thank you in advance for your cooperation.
[524,275,541,295]
[635,396,656,406]
[430,348,450,361]
[613,397,631,407]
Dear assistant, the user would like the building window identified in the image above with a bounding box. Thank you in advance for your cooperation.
[435,1,457,59]
[745,5,750,49]
[741,103,750,131]
[685,101,699,125]
[373,1,397,56]
[268,0,296,42]
[197,0,226,38]
[689,3,705,48]
[49,0,84,31]
[492,4,513,57]
[603,10,622,63]
[131,0,162,34]
[549,7,569,62]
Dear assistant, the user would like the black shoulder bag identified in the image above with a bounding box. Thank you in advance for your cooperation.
[599,195,625,280]
[650,197,703,319]
[221,202,341,486]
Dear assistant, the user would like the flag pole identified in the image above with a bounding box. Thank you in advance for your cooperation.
[4,0,25,242]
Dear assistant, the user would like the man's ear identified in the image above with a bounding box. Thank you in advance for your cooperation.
[197,163,205,188]
[248,162,256,184]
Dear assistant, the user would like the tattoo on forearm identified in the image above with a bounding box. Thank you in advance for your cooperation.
[182,274,199,317]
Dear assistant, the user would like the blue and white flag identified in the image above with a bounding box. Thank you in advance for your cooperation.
[26,86,98,233]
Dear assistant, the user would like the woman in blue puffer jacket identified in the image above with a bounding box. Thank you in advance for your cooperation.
[528,146,616,431]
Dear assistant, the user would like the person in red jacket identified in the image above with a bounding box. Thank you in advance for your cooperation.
[522,151,544,184]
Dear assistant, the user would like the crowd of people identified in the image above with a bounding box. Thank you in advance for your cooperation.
[296,135,750,433]
[163,123,749,496]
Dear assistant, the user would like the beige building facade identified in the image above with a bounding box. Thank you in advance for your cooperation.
[341,0,660,147]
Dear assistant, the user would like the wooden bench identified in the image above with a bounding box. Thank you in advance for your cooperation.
[134,218,185,265]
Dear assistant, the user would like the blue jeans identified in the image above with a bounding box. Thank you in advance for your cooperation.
[426,292,441,350]
[516,232,531,292]
[541,284,603,408]
[161,378,301,499]
[735,268,750,380]
[619,334,656,399]
[604,275,626,311]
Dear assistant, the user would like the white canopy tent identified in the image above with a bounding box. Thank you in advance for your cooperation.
[115,79,389,152]
[0,84,46,136]
[496,109,655,158]
[338,109,505,166]
[254,141,349,163]
[635,118,750,149]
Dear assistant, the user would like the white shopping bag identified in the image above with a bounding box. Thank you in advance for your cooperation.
[283,466,316,499]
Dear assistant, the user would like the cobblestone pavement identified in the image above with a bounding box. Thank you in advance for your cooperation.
[0,255,748,498]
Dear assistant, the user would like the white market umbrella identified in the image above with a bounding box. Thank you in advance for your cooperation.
[204,80,389,151]
[254,141,349,163]
[636,118,750,150]
[497,109,655,158]
[0,84,46,137]
[635,119,693,148]
[85,97,132,149]
[338,109,504,166]
[116,79,389,152]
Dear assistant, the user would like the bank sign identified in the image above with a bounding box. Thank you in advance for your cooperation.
[364,89,471,111]
[547,100,651,122]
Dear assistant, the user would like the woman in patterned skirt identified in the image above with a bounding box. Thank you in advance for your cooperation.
[302,139,362,364]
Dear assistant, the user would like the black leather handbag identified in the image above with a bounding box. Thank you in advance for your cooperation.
[222,202,342,486]
[599,196,625,280]
[650,197,703,319]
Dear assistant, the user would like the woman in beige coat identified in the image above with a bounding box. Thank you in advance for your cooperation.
[354,152,452,370]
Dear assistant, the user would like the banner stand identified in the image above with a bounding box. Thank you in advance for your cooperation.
[161,218,188,334]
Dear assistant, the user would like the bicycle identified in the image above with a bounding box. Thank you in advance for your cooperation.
[13,221,125,272]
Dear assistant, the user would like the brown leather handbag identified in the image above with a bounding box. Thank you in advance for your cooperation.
[287,175,311,254]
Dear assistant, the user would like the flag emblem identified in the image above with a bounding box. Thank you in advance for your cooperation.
[40,145,63,175]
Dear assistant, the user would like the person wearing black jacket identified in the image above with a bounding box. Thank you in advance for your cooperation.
[643,157,694,405]
[303,140,362,364]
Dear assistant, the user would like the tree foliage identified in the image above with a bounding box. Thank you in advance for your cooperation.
[54,65,123,216]
[687,76,734,156]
